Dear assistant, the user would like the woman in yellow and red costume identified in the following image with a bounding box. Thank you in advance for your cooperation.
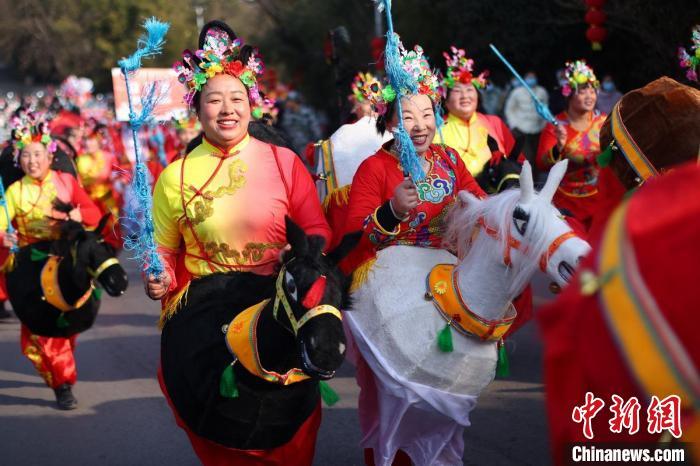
[0,112,101,410]
[537,60,606,232]
[75,121,124,250]
[143,21,330,465]
[433,47,522,177]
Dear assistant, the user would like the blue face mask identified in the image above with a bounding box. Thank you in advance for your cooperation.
[511,78,520,88]
[602,81,615,92]
[524,77,537,87]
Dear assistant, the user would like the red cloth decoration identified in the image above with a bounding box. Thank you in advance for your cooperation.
[302,275,327,309]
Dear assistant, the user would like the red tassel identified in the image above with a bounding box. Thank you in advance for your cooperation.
[490,151,505,166]
[302,275,327,309]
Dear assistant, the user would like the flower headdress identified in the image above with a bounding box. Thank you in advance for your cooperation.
[357,38,440,116]
[349,71,379,103]
[562,60,599,97]
[10,111,56,157]
[173,28,268,118]
[60,75,94,103]
[678,25,700,82]
[171,113,202,131]
[442,46,489,91]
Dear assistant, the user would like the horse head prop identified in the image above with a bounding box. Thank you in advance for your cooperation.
[276,216,360,379]
[54,214,128,297]
[447,160,590,316]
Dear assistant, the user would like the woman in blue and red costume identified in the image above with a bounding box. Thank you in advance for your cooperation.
[537,60,606,233]
[143,21,330,465]
[339,41,485,466]
[0,112,101,410]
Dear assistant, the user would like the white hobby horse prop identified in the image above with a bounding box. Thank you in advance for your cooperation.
[346,160,591,466]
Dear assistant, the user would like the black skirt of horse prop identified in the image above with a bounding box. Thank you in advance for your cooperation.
[6,214,128,337]
[160,216,360,450]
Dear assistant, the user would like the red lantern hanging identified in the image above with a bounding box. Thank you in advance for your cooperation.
[584,0,607,51]
[371,37,386,73]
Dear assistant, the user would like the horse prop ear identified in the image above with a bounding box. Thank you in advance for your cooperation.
[539,159,569,203]
[327,231,362,265]
[285,215,308,257]
[519,160,534,204]
[457,190,481,207]
[96,213,112,237]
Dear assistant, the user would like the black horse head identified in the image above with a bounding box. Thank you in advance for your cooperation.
[277,216,360,380]
[54,214,128,297]
[476,136,524,194]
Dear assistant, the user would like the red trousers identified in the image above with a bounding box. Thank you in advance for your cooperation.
[157,367,322,466]
[20,325,77,389]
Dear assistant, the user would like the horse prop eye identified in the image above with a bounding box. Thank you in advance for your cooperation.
[513,206,530,236]
[285,271,298,301]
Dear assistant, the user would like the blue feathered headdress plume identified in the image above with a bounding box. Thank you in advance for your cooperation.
[119,17,170,278]
[373,0,425,182]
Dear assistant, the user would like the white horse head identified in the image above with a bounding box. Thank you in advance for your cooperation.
[446,160,591,302]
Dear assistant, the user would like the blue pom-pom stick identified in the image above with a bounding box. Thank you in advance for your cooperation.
[0,176,18,253]
[374,0,426,182]
[118,17,170,278]
[489,44,558,126]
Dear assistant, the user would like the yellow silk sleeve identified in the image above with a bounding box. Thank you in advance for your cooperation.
[153,164,183,250]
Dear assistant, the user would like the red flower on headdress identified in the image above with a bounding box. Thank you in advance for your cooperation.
[457,71,474,84]
[224,60,245,77]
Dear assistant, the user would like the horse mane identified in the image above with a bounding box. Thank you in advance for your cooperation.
[443,188,561,297]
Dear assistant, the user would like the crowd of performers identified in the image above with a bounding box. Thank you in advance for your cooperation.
[0,15,698,466]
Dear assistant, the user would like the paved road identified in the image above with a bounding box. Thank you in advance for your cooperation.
[0,262,553,466]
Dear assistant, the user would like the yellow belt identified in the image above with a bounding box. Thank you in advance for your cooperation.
[426,264,516,341]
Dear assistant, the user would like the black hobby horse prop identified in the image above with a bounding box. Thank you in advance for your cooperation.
[160,217,360,450]
[6,213,128,337]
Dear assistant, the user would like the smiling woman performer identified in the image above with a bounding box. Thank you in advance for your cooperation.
[144,21,330,465]
[434,47,520,177]
[0,112,102,410]
[341,41,485,465]
[536,60,606,231]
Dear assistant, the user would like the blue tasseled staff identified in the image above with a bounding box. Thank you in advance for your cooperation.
[373,0,426,182]
[489,44,558,126]
[118,17,169,278]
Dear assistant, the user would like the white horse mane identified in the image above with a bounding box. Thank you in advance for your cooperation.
[443,188,562,298]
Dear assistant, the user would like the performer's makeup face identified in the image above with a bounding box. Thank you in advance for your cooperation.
[390,94,436,156]
[569,85,597,113]
[84,136,100,153]
[177,127,200,147]
[19,142,52,180]
[446,82,478,120]
[199,74,251,149]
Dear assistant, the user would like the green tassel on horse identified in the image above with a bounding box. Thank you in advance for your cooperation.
[319,380,340,406]
[31,248,49,262]
[219,362,239,398]
[437,322,454,353]
[496,339,510,378]
[56,312,70,329]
